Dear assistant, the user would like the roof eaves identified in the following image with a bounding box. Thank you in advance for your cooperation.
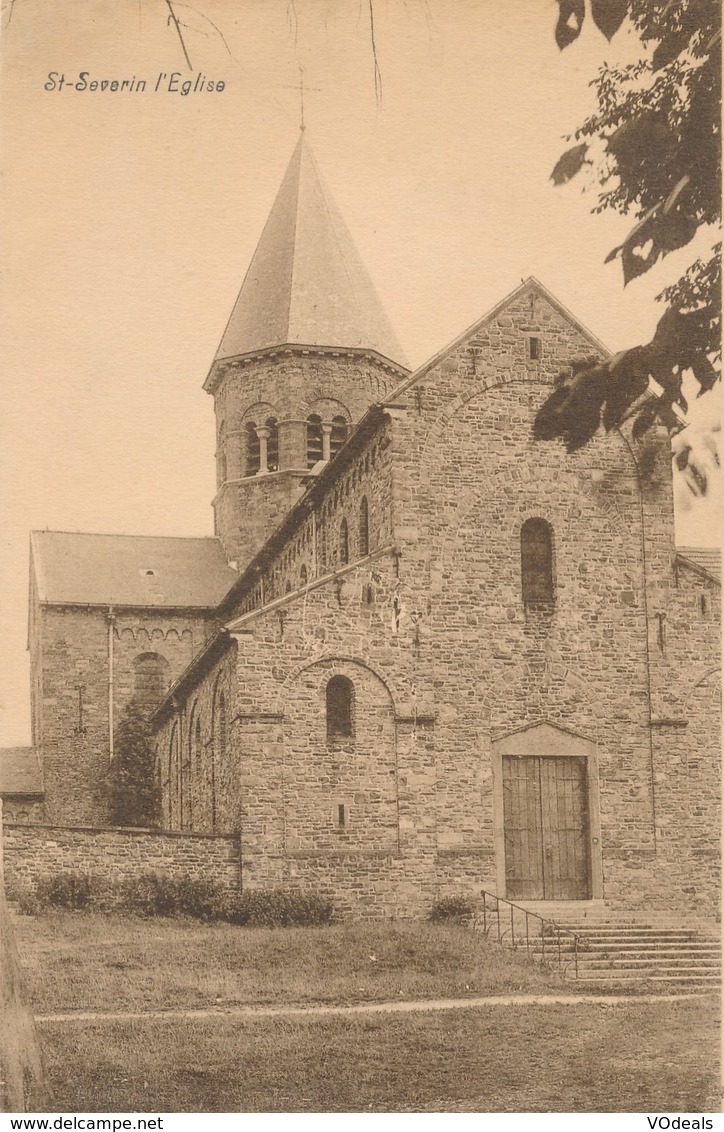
[36,600,220,613]
[204,344,409,394]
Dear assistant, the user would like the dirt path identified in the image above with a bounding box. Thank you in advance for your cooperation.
[35,991,714,1024]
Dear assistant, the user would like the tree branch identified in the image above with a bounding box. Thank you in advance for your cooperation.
[164,0,192,70]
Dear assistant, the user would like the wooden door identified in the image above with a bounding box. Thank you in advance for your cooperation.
[502,755,590,900]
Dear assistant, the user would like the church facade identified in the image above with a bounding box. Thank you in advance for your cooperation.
[9,134,720,918]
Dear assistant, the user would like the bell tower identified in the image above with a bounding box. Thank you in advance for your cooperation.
[205,132,409,569]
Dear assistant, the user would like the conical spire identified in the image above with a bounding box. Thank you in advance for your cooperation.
[214,134,408,368]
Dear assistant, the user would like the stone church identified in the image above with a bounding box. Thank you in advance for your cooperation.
[3,133,720,918]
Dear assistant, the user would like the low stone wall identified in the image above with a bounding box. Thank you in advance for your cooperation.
[2,822,241,895]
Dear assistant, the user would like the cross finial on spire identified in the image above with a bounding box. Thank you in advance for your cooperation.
[287,67,320,132]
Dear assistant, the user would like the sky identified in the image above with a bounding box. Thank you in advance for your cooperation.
[1,0,720,746]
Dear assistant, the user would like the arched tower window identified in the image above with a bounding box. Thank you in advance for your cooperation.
[300,564,308,586]
[330,416,348,459]
[359,496,369,557]
[245,421,260,476]
[339,519,349,566]
[521,518,555,606]
[307,414,324,467]
[326,675,354,739]
[132,653,170,712]
[266,417,279,472]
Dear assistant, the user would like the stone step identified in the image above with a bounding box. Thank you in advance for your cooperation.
[575,977,720,991]
[487,902,720,990]
[575,958,721,971]
[530,940,721,956]
[560,931,720,943]
[574,949,721,961]
[536,941,721,954]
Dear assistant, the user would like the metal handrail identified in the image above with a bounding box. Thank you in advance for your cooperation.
[479,888,581,978]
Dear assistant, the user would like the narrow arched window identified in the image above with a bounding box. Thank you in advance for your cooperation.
[168,722,178,828]
[245,421,260,476]
[300,564,308,586]
[339,519,349,566]
[218,691,227,762]
[359,496,369,557]
[266,417,279,472]
[194,715,202,773]
[132,653,170,712]
[521,518,555,606]
[306,414,324,467]
[183,707,195,831]
[326,675,354,739]
[330,416,348,459]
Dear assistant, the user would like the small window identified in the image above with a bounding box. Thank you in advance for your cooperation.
[337,803,347,828]
[326,675,354,739]
[285,579,292,594]
[306,414,324,467]
[266,417,279,472]
[700,593,709,616]
[521,518,555,605]
[300,564,308,586]
[359,497,369,557]
[245,421,260,476]
[528,336,541,361]
[339,519,349,566]
[330,416,348,459]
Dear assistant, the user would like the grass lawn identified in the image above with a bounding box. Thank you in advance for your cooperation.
[12,912,721,1112]
[38,999,720,1112]
[14,911,574,1014]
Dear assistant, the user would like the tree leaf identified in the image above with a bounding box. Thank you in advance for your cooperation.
[590,0,629,41]
[652,28,690,70]
[632,404,659,440]
[551,142,590,185]
[555,0,585,49]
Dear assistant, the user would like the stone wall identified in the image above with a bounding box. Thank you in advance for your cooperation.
[33,601,218,826]
[2,823,241,895]
[152,281,720,919]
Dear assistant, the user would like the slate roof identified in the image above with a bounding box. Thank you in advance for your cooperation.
[31,531,238,609]
[0,747,43,796]
[212,132,408,369]
[677,546,721,584]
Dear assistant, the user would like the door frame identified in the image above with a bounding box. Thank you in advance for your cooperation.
[491,722,603,901]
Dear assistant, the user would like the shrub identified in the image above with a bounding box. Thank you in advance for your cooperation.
[11,883,42,916]
[214,889,335,928]
[428,895,476,923]
[12,869,335,926]
[36,871,97,911]
[118,872,184,917]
